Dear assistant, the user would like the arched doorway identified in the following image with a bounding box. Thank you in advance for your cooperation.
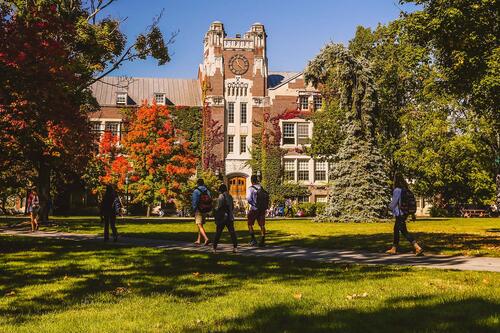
[229,176,247,201]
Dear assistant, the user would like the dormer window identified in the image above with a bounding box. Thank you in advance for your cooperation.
[116,92,127,106]
[154,93,166,105]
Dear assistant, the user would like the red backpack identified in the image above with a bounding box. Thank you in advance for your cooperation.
[197,187,212,213]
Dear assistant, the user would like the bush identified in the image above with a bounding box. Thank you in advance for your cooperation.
[430,206,448,217]
[296,202,316,217]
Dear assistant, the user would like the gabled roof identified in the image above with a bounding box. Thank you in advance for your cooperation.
[91,76,202,107]
[267,71,302,90]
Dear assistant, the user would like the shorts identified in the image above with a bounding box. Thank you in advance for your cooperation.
[195,211,207,225]
[247,209,265,227]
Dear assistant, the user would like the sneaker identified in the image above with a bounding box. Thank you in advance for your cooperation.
[232,247,237,253]
[415,247,424,256]
[249,239,257,247]
[385,247,397,255]
[258,238,266,247]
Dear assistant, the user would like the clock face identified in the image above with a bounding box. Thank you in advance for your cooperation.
[229,54,249,75]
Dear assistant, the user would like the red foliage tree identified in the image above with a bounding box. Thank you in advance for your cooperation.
[123,102,197,215]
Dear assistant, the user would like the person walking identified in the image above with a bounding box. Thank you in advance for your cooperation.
[386,174,423,255]
[213,184,238,253]
[100,185,120,242]
[285,198,293,217]
[246,175,269,247]
[27,188,40,232]
[192,179,211,246]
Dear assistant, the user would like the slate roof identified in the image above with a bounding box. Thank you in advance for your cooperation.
[267,71,302,89]
[90,76,203,107]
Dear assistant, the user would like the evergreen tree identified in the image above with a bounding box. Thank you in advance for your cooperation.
[305,44,390,222]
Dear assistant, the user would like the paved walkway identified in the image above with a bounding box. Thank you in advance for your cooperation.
[1,229,500,272]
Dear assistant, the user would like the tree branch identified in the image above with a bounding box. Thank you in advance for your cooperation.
[87,0,115,22]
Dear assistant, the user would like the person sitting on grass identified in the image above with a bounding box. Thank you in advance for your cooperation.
[386,173,423,256]
[192,178,212,246]
[213,184,237,253]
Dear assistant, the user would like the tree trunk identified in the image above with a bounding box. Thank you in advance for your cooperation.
[146,204,151,217]
[37,159,51,224]
[496,173,500,208]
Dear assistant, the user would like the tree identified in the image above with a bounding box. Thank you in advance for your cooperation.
[123,103,197,216]
[401,0,500,207]
[0,1,172,221]
[304,44,390,222]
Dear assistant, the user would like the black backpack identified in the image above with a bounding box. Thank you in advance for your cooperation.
[196,187,212,213]
[400,188,417,215]
[252,185,270,212]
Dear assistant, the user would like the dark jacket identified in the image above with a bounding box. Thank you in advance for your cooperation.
[214,192,234,225]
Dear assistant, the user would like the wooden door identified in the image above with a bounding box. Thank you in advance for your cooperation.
[229,177,246,200]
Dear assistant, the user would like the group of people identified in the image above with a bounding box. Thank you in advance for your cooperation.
[191,175,269,253]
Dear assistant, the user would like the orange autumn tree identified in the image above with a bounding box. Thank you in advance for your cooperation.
[83,131,131,199]
[123,102,197,215]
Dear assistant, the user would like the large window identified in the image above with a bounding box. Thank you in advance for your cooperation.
[299,96,309,110]
[283,123,296,145]
[240,135,247,154]
[227,135,234,153]
[284,160,295,181]
[91,121,102,132]
[282,122,311,146]
[240,103,247,124]
[315,195,327,203]
[105,122,120,137]
[313,95,322,110]
[315,161,327,181]
[298,160,309,181]
[227,102,235,123]
[116,93,127,105]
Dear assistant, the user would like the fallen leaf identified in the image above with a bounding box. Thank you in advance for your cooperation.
[482,279,489,285]
[192,272,201,277]
[6,291,15,297]
[293,293,302,300]
[346,295,353,300]
[196,319,202,324]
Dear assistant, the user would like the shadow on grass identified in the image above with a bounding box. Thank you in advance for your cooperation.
[205,297,500,333]
[0,236,400,324]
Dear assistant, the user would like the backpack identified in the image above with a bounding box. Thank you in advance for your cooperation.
[400,188,417,215]
[252,185,270,212]
[197,187,212,213]
[113,197,122,215]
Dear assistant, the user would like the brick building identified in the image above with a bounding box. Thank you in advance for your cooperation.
[91,21,431,213]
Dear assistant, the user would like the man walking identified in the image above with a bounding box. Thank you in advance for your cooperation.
[192,178,211,246]
[246,175,269,247]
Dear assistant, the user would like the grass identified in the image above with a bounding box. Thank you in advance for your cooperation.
[0,235,499,332]
[3,216,499,257]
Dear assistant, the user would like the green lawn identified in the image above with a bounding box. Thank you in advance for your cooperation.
[4,216,499,257]
[0,235,499,332]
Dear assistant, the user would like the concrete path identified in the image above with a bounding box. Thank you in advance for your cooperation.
[1,229,500,273]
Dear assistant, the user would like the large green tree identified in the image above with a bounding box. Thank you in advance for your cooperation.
[402,0,499,207]
[0,0,172,220]
[305,44,390,222]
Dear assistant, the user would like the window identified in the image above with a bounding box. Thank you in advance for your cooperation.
[314,95,322,110]
[297,196,309,203]
[284,160,295,181]
[227,135,234,154]
[299,96,308,110]
[298,160,309,181]
[240,135,247,154]
[154,93,166,105]
[227,102,235,123]
[116,93,127,105]
[91,121,102,132]
[297,123,310,145]
[240,103,247,124]
[315,161,327,181]
[105,122,120,137]
[283,123,295,145]
[315,195,328,203]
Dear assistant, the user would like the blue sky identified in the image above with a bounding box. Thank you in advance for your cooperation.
[108,0,418,78]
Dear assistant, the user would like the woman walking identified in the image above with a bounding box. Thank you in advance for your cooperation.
[100,185,121,242]
[386,174,423,255]
[27,188,40,232]
[213,184,238,253]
